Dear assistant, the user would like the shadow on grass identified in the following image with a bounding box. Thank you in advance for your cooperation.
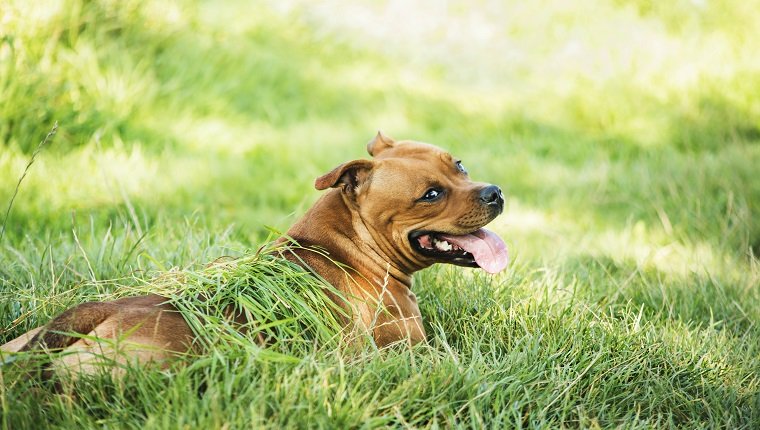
[561,254,759,337]
[414,264,759,427]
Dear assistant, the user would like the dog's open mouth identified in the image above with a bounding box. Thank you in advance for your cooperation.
[409,228,509,274]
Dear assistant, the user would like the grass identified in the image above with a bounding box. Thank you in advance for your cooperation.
[1,0,759,428]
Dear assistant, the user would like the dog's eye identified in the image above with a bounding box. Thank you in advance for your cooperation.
[420,188,443,202]
[455,161,467,175]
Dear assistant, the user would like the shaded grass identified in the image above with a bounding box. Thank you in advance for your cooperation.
[1,0,759,428]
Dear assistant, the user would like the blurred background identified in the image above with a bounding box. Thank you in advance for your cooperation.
[0,0,758,287]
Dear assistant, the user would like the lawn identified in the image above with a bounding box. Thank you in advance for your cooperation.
[1,0,759,428]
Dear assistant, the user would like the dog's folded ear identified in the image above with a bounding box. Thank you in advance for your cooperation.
[315,159,375,195]
[367,131,395,157]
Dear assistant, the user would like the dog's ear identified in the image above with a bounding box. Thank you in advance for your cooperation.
[367,131,395,157]
[315,159,375,195]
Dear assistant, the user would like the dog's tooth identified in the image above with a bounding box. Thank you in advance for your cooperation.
[435,239,453,252]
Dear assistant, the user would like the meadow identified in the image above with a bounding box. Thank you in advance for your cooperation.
[1,0,759,428]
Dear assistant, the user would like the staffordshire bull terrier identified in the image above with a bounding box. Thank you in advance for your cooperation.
[1,132,508,376]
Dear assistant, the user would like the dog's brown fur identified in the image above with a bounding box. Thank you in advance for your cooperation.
[1,133,505,377]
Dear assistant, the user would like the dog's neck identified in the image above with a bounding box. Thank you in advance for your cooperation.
[284,190,414,291]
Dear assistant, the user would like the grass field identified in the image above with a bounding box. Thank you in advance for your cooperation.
[1,0,759,428]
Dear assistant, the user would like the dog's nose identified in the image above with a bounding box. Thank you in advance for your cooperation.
[479,185,504,209]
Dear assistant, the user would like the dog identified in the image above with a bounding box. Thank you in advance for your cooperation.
[1,132,508,376]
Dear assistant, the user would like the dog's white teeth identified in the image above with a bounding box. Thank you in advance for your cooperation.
[433,238,453,251]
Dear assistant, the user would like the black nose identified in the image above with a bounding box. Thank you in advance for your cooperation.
[479,185,504,209]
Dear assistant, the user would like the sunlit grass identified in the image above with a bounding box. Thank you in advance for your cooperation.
[1,0,759,427]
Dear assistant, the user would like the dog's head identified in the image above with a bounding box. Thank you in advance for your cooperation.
[315,132,508,274]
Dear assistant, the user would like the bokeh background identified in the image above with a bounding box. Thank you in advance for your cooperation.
[2,0,758,261]
[1,0,759,427]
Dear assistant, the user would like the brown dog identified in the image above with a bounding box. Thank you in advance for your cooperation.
[1,133,508,376]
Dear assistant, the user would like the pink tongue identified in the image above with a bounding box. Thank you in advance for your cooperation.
[439,229,509,274]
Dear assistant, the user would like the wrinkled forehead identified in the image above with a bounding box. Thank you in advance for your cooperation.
[370,141,462,188]
[373,140,453,162]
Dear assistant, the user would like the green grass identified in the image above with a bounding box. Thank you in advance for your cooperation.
[1,0,759,428]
